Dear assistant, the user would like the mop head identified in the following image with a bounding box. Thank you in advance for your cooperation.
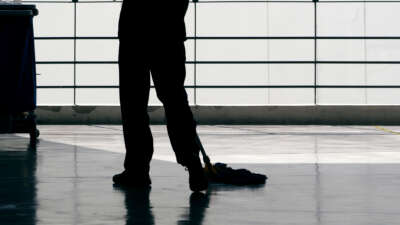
[204,163,267,186]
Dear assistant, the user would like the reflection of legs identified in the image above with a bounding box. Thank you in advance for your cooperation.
[123,189,154,225]
[119,40,153,175]
[151,41,198,166]
[177,192,210,225]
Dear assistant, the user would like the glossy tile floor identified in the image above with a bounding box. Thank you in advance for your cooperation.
[1,125,400,225]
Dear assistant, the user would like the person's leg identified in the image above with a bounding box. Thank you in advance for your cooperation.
[150,41,208,191]
[150,41,198,166]
[117,38,153,180]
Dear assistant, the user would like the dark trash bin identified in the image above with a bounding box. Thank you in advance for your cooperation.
[0,4,39,143]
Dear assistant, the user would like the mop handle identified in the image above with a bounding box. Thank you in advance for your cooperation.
[195,133,212,166]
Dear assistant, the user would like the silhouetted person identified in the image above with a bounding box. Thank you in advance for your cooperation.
[113,0,208,192]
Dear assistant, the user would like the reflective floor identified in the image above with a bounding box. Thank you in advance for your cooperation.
[1,125,400,225]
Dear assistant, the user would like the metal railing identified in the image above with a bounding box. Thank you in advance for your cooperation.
[28,0,400,105]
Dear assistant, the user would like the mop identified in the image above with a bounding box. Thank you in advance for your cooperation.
[195,135,268,186]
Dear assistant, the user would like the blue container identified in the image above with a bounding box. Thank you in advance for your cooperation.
[0,5,38,113]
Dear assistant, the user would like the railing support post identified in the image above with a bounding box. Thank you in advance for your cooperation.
[193,0,198,106]
[313,0,318,105]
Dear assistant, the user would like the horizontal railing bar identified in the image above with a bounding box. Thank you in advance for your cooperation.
[194,61,400,64]
[37,85,400,89]
[22,0,400,3]
[36,61,400,64]
[194,36,400,39]
[35,36,400,40]
[36,37,118,40]
[197,1,400,2]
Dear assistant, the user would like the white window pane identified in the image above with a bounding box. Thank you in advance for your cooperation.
[149,89,162,106]
[185,64,195,86]
[76,40,119,61]
[367,89,400,105]
[186,3,195,37]
[35,40,74,62]
[197,40,268,61]
[318,89,366,105]
[197,64,268,85]
[269,40,314,61]
[76,89,119,105]
[269,64,314,85]
[366,40,400,61]
[76,65,118,86]
[269,88,314,105]
[37,89,74,106]
[197,3,268,36]
[37,65,74,86]
[318,40,365,61]
[197,89,268,105]
[268,3,314,36]
[318,3,365,36]
[367,65,400,85]
[317,65,366,85]
[366,3,400,36]
[34,3,74,37]
[185,40,195,62]
[77,3,121,36]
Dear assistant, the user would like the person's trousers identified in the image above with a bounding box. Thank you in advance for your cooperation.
[118,38,199,174]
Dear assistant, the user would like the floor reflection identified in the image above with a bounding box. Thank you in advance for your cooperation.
[177,192,210,225]
[177,184,265,225]
[114,182,266,225]
[0,139,37,225]
[114,186,155,225]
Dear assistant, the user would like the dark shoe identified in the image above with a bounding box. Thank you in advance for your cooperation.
[187,155,209,192]
[113,171,151,188]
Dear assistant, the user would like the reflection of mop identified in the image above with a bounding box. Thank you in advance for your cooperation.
[195,135,268,186]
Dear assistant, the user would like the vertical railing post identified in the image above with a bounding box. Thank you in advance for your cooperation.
[73,0,78,105]
[313,0,318,105]
[193,0,198,106]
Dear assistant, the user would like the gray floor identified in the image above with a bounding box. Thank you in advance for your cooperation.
[1,125,400,225]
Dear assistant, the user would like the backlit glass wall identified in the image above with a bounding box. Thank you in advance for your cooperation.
[24,0,400,105]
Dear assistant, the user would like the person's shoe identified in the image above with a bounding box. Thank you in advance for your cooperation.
[113,171,151,188]
[187,155,209,192]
